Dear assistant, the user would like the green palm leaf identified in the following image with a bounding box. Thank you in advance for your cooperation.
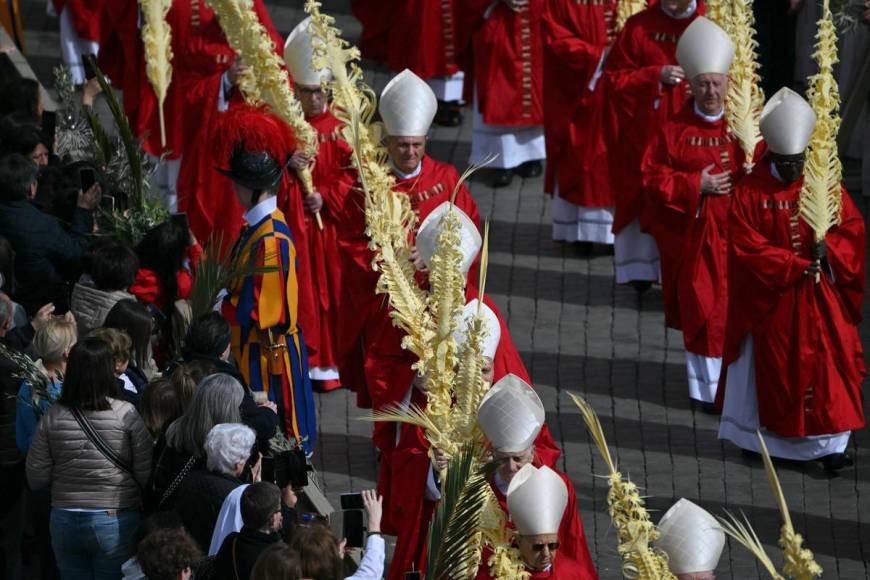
[426,443,492,580]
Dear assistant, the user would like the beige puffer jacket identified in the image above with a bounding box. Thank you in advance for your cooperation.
[70,282,135,337]
[26,398,153,509]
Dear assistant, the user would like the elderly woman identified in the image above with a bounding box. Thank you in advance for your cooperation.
[145,373,244,513]
[176,423,256,550]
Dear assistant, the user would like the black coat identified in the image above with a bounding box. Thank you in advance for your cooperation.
[176,469,243,551]
[214,527,282,580]
[0,200,92,314]
[0,324,34,469]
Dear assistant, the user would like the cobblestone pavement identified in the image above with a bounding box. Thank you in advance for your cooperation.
[18,1,870,577]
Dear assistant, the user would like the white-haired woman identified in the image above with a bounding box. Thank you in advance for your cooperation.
[145,373,244,512]
[176,423,256,550]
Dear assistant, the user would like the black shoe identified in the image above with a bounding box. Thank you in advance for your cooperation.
[628,280,653,294]
[491,169,514,188]
[822,450,854,472]
[515,160,543,178]
[573,241,594,257]
[692,399,721,415]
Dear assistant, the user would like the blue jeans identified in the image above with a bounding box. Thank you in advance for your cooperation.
[50,508,139,580]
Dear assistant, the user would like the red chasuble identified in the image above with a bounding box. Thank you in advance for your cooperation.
[99,0,185,159]
[385,0,473,80]
[387,302,563,580]
[641,104,744,334]
[603,4,701,233]
[173,0,286,245]
[541,0,616,207]
[721,163,865,437]
[293,109,355,387]
[467,2,544,127]
[334,154,479,403]
[56,0,102,42]
[350,0,393,63]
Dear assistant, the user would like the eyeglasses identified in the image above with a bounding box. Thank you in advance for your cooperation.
[531,542,560,552]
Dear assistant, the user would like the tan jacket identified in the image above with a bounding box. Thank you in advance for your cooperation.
[26,398,153,509]
[70,283,135,337]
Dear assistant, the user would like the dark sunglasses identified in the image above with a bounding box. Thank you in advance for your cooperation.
[531,541,560,552]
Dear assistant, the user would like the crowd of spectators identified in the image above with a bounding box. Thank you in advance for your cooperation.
[0,74,386,580]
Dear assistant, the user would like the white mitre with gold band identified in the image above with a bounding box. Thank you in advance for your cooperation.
[379,69,438,137]
[415,201,482,276]
[675,16,735,79]
[284,17,331,87]
[453,299,501,359]
[507,465,568,536]
[759,87,817,155]
[654,498,725,575]
[478,374,545,454]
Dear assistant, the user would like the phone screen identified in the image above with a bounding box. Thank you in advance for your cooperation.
[79,168,97,192]
[342,509,364,549]
[82,53,97,81]
[340,493,365,511]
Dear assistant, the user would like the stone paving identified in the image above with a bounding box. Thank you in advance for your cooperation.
[16,0,870,577]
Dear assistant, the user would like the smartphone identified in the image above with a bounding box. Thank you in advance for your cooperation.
[79,167,97,192]
[404,573,422,580]
[342,509,364,549]
[340,493,365,511]
[82,53,97,81]
[41,110,56,154]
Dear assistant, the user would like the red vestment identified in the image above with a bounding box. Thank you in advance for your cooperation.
[720,164,865,437]
[385,0,472,80]
[98,0,185,159]
[467,2,544,127]
[541,0,615,206]
[604,4,701,233]
[294,109,355,387]
[387,301,563,580]
[640,104,744,334]
[350,0,392,63]
[55,0,102,42]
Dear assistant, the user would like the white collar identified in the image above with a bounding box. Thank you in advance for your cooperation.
[243,195,277,225]
[390,160,423,180]
[662,0,697,19]
[693,102,725,123]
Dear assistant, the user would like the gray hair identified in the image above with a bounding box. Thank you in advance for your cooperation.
[165,373,244,457]
[205,423,256,476]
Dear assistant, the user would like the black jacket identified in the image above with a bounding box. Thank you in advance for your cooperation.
[176,469,243,551]
[0,324,34,468]
[0,200,93,314]
[214,527,282,580]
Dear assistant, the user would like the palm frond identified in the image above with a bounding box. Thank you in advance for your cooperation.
[426,443,491,580]
[756,432,823,579]
[717,510,784,579]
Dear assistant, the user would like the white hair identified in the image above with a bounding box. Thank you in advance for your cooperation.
[205,423,256,476]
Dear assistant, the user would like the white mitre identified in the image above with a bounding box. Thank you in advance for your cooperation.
[675,17,735,79]
[478,374,545,454]
[506,465,568,536]
[284,17,331,87]
[759,87,817,155]
[453,299,501,360]
[415,202,482,276]
[379,69,438,137]
[655,498,725,575]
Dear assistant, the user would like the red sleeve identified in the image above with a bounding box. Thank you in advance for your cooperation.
[129,269,160,305]
[825,188,866,323]
[640,125,701,217]
[67,0,103,42]
[604,22,662,119]
[724,186,811,360]
[559,475,598,579]
[541,0,604,86]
